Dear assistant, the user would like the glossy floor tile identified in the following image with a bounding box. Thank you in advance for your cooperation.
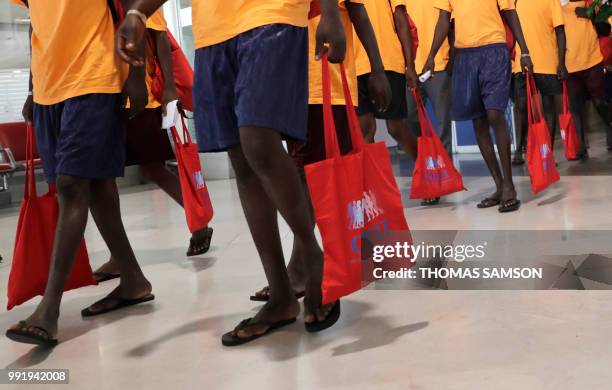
[0,143,612,389]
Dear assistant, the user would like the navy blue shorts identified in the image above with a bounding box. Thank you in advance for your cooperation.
[193,24,308,152]
[452,43,511,121]
[33,94,126,183]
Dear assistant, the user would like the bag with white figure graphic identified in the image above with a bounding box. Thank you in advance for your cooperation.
[526,72,560,194]
[170,116,214,233]
[410,89,466,200]
[305,55,412,304]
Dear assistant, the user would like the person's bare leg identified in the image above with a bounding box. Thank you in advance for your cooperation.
[141,162,183,205]
[487,110,518,206]
[473,116,504,204]
[227,146,299,338]
[386,119,417,160]
[359,113,377,143]
[542,95,560,147]
[84,179,151,314]
[10,175,91,339]
[238,126,333,324]
[513,96,528,163]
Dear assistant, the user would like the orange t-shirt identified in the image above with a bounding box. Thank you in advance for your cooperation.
[512,0,565,75]
[354,0,407,76]
[308,0,362,105]
[434,0,514,49]
[192,0,310,49]
[563,1,604,73]
[26,0,125,105]
[406,0,450,73]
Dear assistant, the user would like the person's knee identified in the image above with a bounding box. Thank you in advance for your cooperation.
[486,110,506,127]
[228,148,255,182]
[359,114,376,139]
[56,175,90,204]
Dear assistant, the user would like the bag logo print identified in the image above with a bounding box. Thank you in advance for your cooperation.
[540,143,551,171]
[347,190,383,230]
[193,171,205,190]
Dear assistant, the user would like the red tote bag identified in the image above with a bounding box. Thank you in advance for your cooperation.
[170,117,214,233]
[410,89,465,199]
[151,30,195,112]
[558,81,580,161]
[525,73,560,194]
[7,126,95,310]
[305,56,411,304]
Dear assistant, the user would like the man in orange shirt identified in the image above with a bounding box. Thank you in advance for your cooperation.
[354,0,419,160]
[91,9,214,286]
[250,0,391,303]
[424,0,532,213]
[570,0,611,155]
[511,0,568,164]
[117,0,347,346]
[405,0,454,206]
[6,0,153,347]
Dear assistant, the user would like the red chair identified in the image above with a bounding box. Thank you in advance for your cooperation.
[0,122,41,191]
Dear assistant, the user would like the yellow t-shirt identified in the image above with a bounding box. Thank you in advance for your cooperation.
[434,0,514,49]
[354,0,406,76]
[512,0,565,75]
[308,0,361,105]
[405,0,450,73]
[192,0,310,49]
[26,0,125,105]
[144,10,167,109]
[563,1,603,73]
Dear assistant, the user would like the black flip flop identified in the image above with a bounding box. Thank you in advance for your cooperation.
[249,286,306,302]
[477,198,501,209]
[305,300,341,333]
[93,272,120,283]
[499,199,521,213]
[81,293,155,317]
[187,227,214,257]
[221,317,296,347]
[421,198,440,206]
[6,321,58,347]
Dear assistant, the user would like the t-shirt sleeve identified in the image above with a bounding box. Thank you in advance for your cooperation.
[146,9,167,31]
[550,0,565,28]
[497,0,515,11]
[433,0,452,13]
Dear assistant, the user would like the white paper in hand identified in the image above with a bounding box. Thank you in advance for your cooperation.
[162,100,180,129]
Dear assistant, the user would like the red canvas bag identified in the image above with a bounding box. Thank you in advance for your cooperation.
[170,117,214,233]
[526,73,560,194]
[558,81,580,161]
[410,89,466,199]
[305,56,411,304]
[7,126,95,310]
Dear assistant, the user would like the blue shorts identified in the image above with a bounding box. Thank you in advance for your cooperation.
[33,94,126,184]
[193,24,308,152]
[452,44,511,121]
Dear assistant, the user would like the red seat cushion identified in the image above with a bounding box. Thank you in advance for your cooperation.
[0,122,40,162]
[0,162,14,172]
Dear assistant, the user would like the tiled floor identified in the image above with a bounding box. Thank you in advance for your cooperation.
[0,137,611,389]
